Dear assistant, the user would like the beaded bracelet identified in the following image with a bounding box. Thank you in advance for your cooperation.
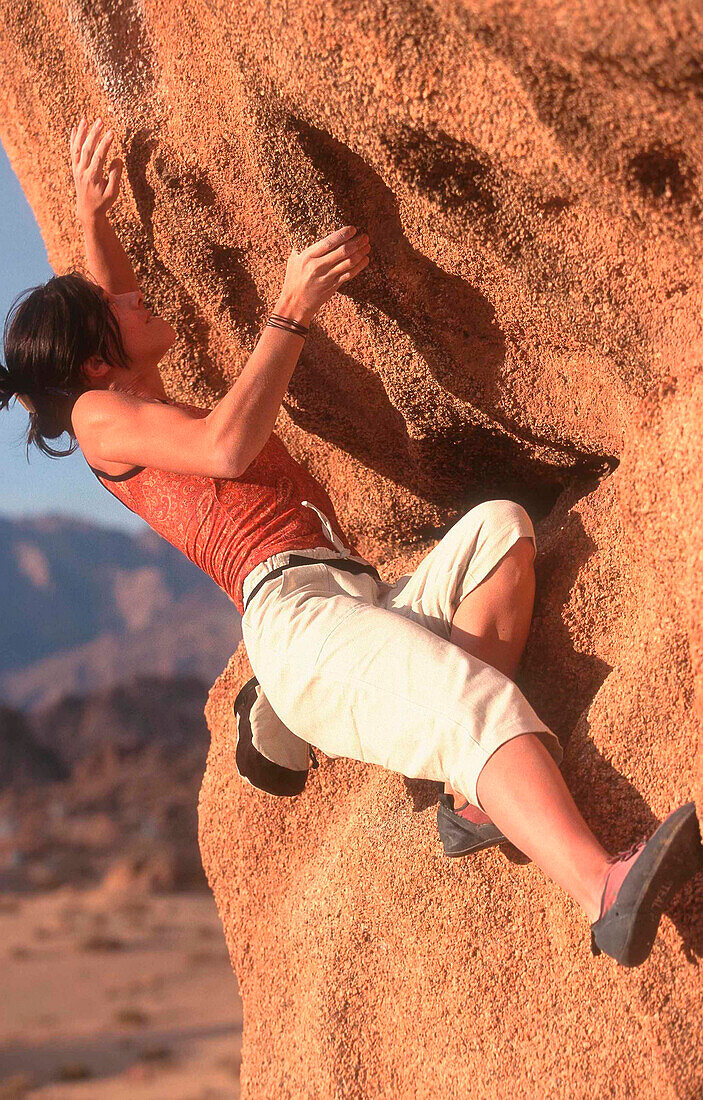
[266,312,309,338]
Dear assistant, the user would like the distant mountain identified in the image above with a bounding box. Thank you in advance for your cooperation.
[0,514,244,893]
[31,673,213,767]
[0,705,68,788]
[0,676,214,893]
[0,515,241,711]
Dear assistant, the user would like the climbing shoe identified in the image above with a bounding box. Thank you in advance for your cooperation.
[590,801,703,968]
[436,791,508,856]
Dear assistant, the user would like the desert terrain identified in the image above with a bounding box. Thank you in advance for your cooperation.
[0,888,241,1098]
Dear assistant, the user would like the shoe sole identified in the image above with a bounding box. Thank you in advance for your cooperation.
[441,836,507,857]
[440,834,532,864]
[591,802,703,967]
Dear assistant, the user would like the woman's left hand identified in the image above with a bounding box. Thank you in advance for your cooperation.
[70,116,123,221]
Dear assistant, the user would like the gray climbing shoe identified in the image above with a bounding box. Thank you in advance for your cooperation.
[436,791,507,856]
[590,801,703,968]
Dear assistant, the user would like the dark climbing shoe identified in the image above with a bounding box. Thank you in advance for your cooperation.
[590,801,703,968]
[436,791,507,856]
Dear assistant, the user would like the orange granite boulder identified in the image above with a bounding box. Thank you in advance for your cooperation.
[1,0,701,1094]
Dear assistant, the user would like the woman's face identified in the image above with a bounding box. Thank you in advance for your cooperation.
[105,289,177,367]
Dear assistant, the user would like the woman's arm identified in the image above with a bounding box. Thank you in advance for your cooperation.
[206,227,370,472]
[80,210,140,296]
[71,117,139,294]
[72,391,237,479]
[205,289,310,473]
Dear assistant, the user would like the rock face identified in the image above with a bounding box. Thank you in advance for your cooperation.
[2,2,702,1095]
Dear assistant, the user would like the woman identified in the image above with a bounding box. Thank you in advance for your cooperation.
[2,116,701,968]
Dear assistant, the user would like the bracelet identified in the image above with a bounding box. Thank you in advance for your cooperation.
[267,319,307,337]
[270,312,308,333]
[266,313,309,338]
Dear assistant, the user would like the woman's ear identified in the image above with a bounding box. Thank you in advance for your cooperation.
[81,354,111,384]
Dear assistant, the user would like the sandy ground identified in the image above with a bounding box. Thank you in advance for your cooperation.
[0,889,241,1098]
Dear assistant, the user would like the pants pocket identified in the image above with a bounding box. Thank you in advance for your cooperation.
[279,561,333,599]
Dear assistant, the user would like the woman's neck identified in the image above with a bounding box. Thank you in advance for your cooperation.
[99,364,169,401]
[106,381,170,401]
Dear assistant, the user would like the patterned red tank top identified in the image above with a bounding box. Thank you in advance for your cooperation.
[86,400,358,614]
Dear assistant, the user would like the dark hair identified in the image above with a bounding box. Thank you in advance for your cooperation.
[0,270,131,458]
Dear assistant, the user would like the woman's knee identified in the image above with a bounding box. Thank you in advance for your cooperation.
[479,535,535,595]
[469,498,534,543]
[504,534,536,571]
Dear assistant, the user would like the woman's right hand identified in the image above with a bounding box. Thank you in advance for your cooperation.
[279,225,371,322]
[71,117,123,223]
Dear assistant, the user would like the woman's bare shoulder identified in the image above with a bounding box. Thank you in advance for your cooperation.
[71,387,133,421]
[71,390,213,476]
[71,389,132,444]
[71,391,162,475]
[74,391,209,416]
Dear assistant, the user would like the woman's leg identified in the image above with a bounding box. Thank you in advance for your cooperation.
[444,535,612,920]
[443,535,536,815]
[476,734,611,920]
[449,534,537,681]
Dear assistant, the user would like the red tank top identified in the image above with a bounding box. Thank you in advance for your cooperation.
[87,401,358,614]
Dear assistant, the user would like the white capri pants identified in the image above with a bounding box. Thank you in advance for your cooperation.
[240,499,563,809]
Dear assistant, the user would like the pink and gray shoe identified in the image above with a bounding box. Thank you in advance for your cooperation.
[436,792,507,855]
[436,793,530,863]
[590,802,703,967]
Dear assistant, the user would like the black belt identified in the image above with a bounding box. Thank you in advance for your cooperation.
[243,554,382,614]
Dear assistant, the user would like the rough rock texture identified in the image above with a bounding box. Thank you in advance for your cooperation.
[2,1,702,1095]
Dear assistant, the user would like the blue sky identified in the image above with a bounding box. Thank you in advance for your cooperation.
[0,140,143,532]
